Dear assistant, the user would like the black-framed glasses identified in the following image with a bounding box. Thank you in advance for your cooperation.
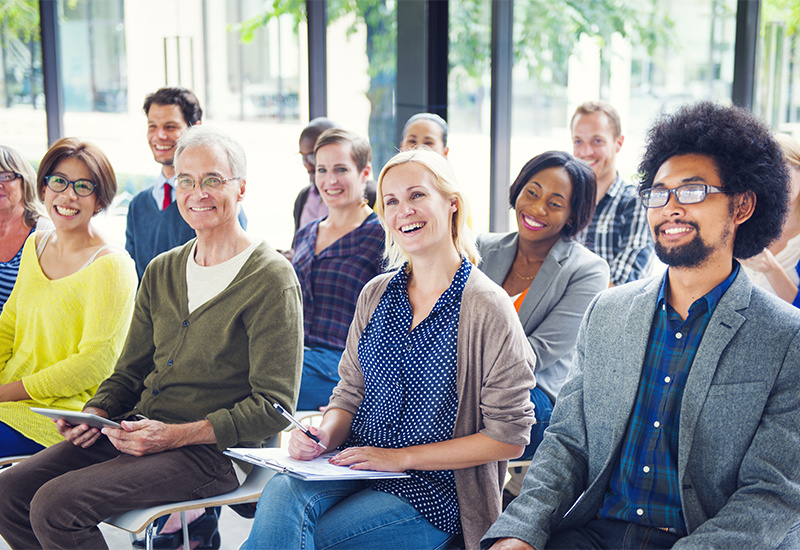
[299,152,315,166]
[175,175,240,191]
[0,171,21,183]
[45,175,97,197]
[639,184,727,208]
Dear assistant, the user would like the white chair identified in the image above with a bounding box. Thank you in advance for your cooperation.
[103,465,276,550]
[0,454,31,469]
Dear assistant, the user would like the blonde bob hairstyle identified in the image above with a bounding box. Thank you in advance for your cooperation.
[375,148,479,271]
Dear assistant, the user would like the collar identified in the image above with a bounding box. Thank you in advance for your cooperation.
[658,261,740,316]
[388,257,471,308]
[603,173,625,199]
[151,172,177,207]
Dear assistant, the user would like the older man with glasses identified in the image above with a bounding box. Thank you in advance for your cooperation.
[0,126,303,550]
[482,102,800,550]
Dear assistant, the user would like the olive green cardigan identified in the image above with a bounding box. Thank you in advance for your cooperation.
[87,240,303,463]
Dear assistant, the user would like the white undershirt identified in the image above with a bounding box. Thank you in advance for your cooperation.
[185,240,259,314]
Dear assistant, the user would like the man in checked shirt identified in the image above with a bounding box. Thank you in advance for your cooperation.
[482,102,800,550]
[572,100,654,286]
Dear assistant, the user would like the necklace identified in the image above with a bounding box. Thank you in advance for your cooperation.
[514,268,536,280]
[513,258,544,281]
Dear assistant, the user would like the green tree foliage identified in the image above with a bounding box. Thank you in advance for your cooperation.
[762,0,800,36]
[0,0,40,42]
[235,0,671,170]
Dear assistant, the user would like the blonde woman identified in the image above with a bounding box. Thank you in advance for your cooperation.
[742,133,800,306]
[244,149,535,550]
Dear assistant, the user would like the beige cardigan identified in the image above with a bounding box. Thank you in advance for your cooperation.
[329,266,536,549]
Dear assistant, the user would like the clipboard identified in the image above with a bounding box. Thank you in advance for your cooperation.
[225,448,410,481]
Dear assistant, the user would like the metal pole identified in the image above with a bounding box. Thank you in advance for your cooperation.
[489,0,513,232]
[731,0,760,110]
[306,0,327,118]
[39,0,64,145]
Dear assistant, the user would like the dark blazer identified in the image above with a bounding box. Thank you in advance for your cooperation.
[482,269,800,549]
[476,233,609,401]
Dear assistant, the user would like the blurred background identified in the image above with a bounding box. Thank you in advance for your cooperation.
[0,0,797,249]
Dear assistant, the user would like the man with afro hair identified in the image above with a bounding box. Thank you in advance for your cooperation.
[482,102,800,550]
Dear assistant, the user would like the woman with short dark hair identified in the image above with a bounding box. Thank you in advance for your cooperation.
[292,128,384,410]
[0,137,137,458]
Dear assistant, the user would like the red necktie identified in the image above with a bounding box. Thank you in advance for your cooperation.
[162,182,172,210]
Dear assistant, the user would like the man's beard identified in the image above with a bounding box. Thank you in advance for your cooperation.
[653,221,721,268]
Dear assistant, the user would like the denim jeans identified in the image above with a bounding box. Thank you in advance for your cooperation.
[521,386,554,460]
[546,518,683,549]
[0,421,45,458]
[244,474,453,550]
[296,346,344,411]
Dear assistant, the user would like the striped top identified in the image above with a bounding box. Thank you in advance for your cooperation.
[0,227,33,313]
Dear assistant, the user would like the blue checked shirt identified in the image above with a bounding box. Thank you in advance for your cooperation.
[292,212,384,350]
[579,174,654,285]
[599,263,739,530]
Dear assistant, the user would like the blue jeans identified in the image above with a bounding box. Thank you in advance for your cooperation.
[0,421,45,458]
[546,518,683,549]
[244,474,453,550]
[296,346,344,410]
[520,387,553,460]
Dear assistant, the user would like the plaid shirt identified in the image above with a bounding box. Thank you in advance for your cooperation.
[292,212,384,349]
[599,264,739,531]
[579,174,653,285]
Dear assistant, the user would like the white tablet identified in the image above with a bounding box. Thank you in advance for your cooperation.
[30,407,122,429]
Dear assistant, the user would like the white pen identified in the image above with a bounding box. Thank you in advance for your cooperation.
[273,403,327,449]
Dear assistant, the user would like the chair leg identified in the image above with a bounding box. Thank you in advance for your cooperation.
[181,511,190,550]
[145,521,155,550]
[129,532,138,548]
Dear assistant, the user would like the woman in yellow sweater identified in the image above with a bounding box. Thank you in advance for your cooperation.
[0,137,137,457]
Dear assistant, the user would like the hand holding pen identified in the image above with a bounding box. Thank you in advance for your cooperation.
[273,403,328,459]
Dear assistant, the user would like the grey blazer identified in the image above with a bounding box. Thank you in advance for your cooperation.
[482,269,800,550]
[476,233,609,401]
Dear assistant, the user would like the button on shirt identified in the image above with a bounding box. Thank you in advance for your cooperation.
[345,259,471,534]
[600,263,739,531]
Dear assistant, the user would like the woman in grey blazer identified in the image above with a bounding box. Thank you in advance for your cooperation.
[477,151,609,502]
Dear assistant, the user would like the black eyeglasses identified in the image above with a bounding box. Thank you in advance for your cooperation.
[0,171,21,183]
[639,184,727,208]
[45,175,97,197]
[299,152,315,166]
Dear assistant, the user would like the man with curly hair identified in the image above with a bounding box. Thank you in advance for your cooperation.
[482,102,800,550]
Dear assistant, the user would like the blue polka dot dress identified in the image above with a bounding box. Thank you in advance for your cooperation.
[345,259,472,534]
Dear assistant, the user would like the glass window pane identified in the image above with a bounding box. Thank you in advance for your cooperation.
[757,2,799,133]
[0,0,48,167]
[32,0,308,250]
[510,0,737,193]
[448,0,492,233]
[326,0,397,174]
